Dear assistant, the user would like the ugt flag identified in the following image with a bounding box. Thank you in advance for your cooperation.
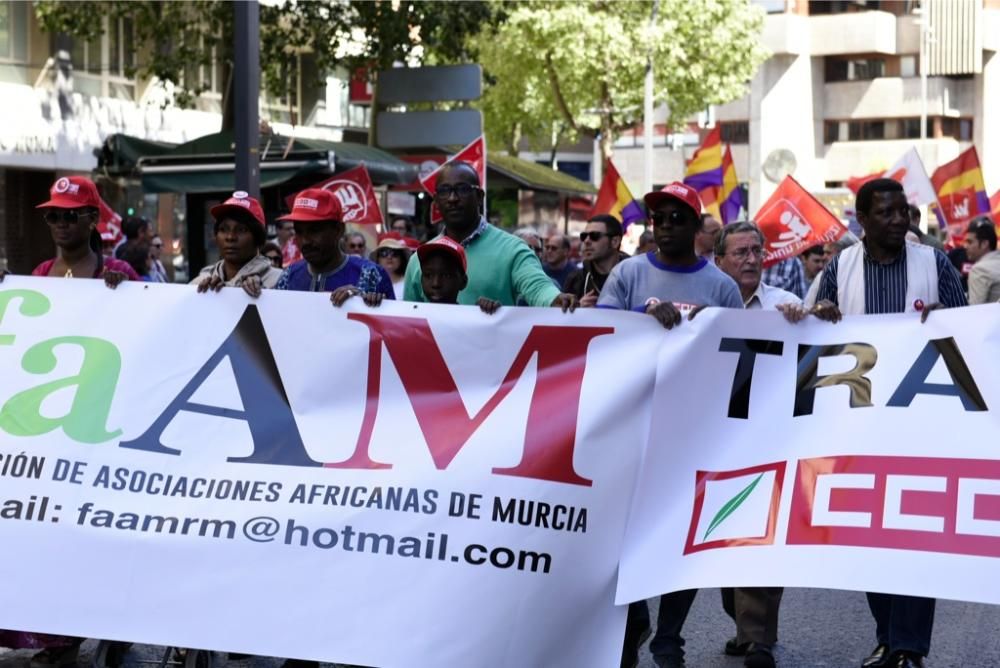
[421,135,487,224]
[286,165,384,226]
[590,160,643,231]
[755,176,846,268]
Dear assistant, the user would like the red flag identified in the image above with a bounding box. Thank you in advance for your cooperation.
[991,190,1000,219]
[755,176,846,268]
[287,164,383,225]
[846,171,884,194]
[420,136,487,223]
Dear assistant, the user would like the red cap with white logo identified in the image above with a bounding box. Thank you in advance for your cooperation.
[277,188,344,223]
[417,236,467,273]
[643,182,703,219]
[36,176,105,210]
[210,191,266,234]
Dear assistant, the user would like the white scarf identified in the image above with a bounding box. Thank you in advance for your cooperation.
[837,241,938,315]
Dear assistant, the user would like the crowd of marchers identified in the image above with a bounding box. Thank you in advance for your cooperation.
[1,159,999,668]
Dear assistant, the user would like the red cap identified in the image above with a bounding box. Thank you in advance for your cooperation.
[98,221,122,244]
[277,188,344,223]
[417,236,467,273]
[210,191,266,233]
[37,176,105,210]
[643,182,703,219]
[402,236,421,252]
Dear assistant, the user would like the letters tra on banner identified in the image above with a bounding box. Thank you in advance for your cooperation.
[617,305,1000,608]
[0,278,659,668]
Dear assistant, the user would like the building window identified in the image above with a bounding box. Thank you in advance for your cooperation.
[824,117,970,143]
[825,57,886,82]
[720,121,749,144]
[0,1,28,63]
[70,17,136,100]
[900,55,917,78]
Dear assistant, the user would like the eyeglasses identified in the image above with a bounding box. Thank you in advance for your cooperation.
[579,231,608,242]
[650,211,685,227]
[44,209,96,226]
[377,248,399,258]
[724,245,765,260]
[435,183,479,199]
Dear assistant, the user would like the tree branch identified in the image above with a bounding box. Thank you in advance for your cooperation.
[544,51,597,138]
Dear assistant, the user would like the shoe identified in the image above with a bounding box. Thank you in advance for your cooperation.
[744,644,776,668]
[725,637,751,656]
[889,652,924,668]
[653,655,685,668]
[29,647,79,668]
[862,644,890,668]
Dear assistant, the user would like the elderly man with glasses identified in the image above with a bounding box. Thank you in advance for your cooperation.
[403,160,577,310]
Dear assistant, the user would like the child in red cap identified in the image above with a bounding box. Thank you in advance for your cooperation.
[417,237,500,313]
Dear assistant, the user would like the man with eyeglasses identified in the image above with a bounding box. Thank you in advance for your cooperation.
[404,161,577,310]
[964,216,1000,304]
[543,232,576,288]
[344,231,368,257]
[599,183,740,668]
[710,221,810,668]
[564,214,629,307]
[695,214,723,262]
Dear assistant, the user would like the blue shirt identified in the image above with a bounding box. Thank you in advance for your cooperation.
[597,253,743,312]
[815,244,966,314]
[761,257,807,299]
[276,255,395,297]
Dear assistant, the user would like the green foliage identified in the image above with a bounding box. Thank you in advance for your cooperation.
[471,0,769,157]
[33,0,501,112]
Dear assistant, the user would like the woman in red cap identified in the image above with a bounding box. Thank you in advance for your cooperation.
[28,176,139,286]
[0,176,138,665]
[190,191,283,297]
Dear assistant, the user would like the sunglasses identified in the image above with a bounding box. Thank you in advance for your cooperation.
[44,210,96,225]
[435,183,480,199]
[650,211,686,227]
[579,231,608,242]
[377,248,400,258]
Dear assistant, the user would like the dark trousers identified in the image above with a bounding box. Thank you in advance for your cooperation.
[621,601,652,668]
[721,587,784,647]
[648,589,699,659]
[866,592,935,656]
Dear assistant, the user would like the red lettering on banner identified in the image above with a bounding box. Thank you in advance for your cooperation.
[327,314,613,487]
[788,456,1000,558]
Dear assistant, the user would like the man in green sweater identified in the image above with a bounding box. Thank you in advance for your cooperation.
[404,161,578,310]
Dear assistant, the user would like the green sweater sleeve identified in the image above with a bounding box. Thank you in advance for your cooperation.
[510,241,561,307]
[403,253,425,302]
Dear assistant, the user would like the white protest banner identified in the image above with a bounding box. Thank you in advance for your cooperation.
[618,305,1000,606]
[0,277,661,668]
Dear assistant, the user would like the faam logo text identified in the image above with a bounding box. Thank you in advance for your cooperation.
[0,289,611,487]
[686,336,992,558]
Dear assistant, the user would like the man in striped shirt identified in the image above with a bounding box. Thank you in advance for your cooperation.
[812,178,965,668]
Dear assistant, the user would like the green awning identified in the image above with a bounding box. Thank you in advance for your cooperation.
[487,153,596,196]
[140,161,328,195]
[98,131,418,194]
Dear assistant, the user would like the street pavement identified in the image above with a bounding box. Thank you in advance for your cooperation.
[0,588,997,668]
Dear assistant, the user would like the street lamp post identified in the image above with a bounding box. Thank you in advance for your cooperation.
[234,0,261,198]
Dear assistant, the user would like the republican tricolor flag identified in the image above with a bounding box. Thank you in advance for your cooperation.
[684,127,724,217]
[590,160,643,230]
[930,147,989,241]
[719,146,743,225]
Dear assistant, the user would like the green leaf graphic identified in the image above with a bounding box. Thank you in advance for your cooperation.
[703,473,764,541]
